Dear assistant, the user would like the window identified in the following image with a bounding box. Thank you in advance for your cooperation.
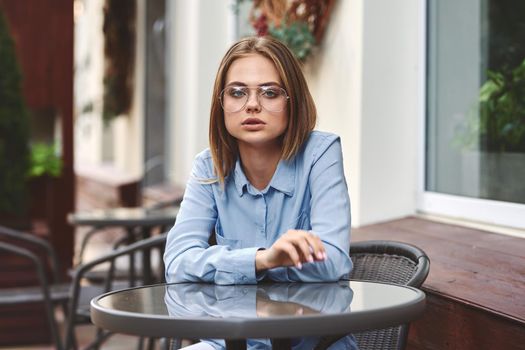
[422,0,525,229]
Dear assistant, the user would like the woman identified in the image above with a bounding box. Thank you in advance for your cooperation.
[164,36,356,349]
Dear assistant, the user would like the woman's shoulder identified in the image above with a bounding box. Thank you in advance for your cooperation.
[192,148,214,178]
[302,130,342,160]
[307,130,340,144]
[195,148,213,162]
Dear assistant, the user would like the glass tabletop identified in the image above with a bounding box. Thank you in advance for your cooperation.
[91,280,426,340]
[96,281,420,318]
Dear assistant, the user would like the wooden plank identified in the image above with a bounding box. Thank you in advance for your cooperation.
[387,217,525,257]
[407,293,525,350]
[351,217,525,323]
[0,303,51,346]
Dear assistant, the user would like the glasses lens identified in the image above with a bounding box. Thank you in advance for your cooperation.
[258,86,288,112]
[220,86,288,113]
[221,87,248,113]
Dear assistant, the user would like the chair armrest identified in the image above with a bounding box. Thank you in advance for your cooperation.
[68,232,168,309]
[64,232,168,349]
[148,196,183,210]
[72,232,168,280]
[0,241,64,349]
[0,225,62,283]
[0,241,52,302]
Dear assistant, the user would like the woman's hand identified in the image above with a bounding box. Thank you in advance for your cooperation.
[255,230,327,271]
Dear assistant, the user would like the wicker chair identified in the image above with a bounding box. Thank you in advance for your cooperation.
[315,240,430,350]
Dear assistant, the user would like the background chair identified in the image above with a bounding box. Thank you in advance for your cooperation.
[0,225,69,350]
[0,224,168,350]
[76,196,182,265]
[315,240,430,350]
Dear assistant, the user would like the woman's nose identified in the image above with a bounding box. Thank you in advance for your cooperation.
[245,91,261,113]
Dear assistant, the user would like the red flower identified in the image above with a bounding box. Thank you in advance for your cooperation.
[253,14,269,36]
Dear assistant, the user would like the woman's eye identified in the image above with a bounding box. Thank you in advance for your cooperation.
[228,88,247,98]
[260,88,280,98]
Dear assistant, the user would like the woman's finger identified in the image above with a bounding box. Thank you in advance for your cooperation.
[277,241,302,268]
[289,234,314,263]
[305,232,326,261]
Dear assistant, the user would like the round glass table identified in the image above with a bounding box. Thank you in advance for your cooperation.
[91,280,426,349]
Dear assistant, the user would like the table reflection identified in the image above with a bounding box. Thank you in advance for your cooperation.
[164,282,353,319]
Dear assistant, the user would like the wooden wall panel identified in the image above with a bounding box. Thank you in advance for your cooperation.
[408,293,525,350]
[352,217,525,350]
[0,0,75,274]
[0,0,74,346]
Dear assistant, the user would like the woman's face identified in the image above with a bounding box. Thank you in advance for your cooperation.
[222,53,288,150]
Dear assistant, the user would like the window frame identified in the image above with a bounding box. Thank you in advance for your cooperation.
[417,0,525,233]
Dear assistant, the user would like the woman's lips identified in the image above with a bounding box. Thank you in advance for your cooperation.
[241,118,265,125]
[241,118,265,131]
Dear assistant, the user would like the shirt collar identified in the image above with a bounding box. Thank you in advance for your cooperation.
[233,159,249,196]
[268,158,295,196]
[233,157,295,197]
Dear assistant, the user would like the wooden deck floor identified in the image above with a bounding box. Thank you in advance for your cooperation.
[351,216,525,349]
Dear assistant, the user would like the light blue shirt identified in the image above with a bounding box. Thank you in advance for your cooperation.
[164,131,353,285]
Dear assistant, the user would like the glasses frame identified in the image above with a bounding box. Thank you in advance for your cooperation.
[219,85,290,113]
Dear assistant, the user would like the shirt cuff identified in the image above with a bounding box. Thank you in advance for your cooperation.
[230,247,260,284]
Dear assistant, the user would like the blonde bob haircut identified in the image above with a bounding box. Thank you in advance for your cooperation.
[209,36,317,184]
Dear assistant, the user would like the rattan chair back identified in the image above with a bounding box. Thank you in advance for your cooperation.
[315,240,430,350]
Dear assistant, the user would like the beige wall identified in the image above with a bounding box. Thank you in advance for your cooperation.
[306,0,423,226]
[167,0,424,227]
[167,0,233,184]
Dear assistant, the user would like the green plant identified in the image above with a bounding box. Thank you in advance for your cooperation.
[269,20,316,61]
[28,143,63,178]
[455,57,525,153]
[235,0,335,61]
[0,9,31,215]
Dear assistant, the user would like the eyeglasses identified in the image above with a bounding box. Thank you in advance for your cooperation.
[219,85,289,113]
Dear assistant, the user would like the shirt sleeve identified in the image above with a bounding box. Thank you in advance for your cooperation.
[265,136,353,282]
[163,154,260,285]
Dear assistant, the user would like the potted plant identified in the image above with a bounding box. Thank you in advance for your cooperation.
[454,58,525,202]
[27,143,63,221]
[0,9,31,226]
[234,0,335,61]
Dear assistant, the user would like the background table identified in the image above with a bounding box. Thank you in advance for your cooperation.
[68,206,178,283]
[91,281,426,349]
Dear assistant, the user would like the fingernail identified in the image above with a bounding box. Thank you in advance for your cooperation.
[308,255,314,263]
[316,251,323,260]
[296,262,302,269]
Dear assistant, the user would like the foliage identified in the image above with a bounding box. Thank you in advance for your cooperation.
[455,58,525,153]
[269,20,316,61]
[28,143,63,178]
[0,9,30,215]
[235,0,334,61]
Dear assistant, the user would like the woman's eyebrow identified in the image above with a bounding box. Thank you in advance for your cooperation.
[225,81,281,87]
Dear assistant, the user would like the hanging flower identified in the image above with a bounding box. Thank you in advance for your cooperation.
[238,0,336,61]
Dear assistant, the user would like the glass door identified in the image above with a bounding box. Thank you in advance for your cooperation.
[422,0,525,229]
